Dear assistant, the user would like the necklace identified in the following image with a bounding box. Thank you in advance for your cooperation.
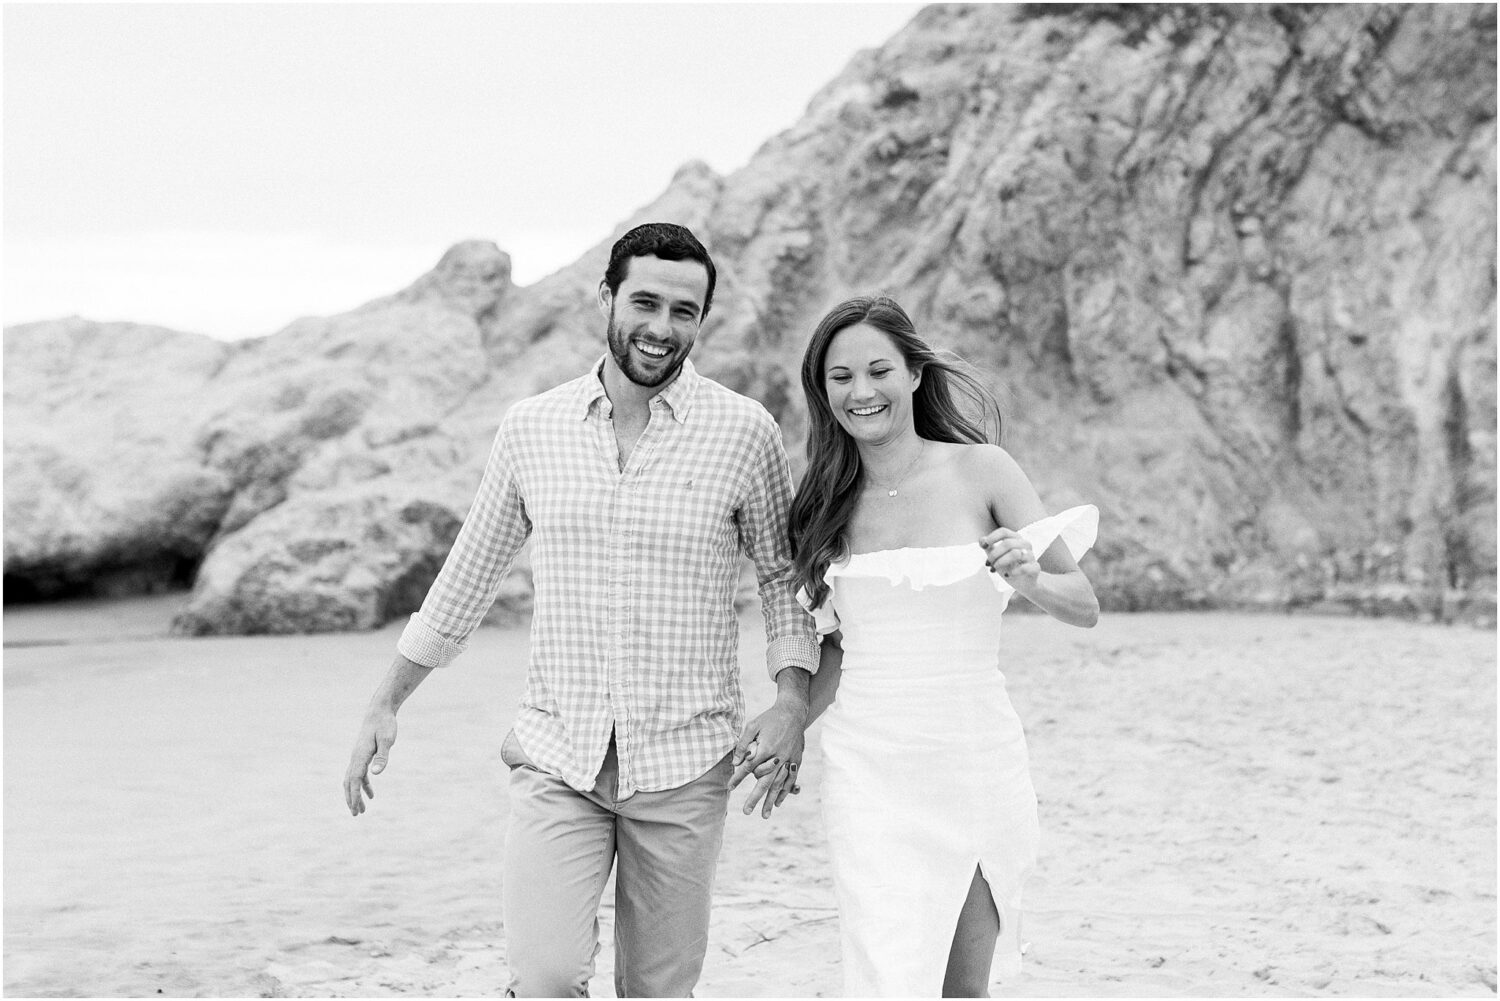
[870,439,925,498]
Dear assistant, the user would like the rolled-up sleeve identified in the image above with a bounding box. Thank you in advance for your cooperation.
[397,417,531,668]
[736,413,819,680]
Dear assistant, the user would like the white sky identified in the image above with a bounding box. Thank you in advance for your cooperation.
[3,2,924,339]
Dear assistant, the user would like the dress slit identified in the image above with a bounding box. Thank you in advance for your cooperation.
[941,860,1014,981]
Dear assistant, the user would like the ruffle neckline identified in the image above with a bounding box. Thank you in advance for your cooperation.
[836,542,991,589]
[797,505,1099,636]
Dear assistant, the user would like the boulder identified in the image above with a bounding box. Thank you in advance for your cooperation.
[3,319,233,599]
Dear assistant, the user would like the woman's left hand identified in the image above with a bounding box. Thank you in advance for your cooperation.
[740,752,802,819]
[979,527,1040,587]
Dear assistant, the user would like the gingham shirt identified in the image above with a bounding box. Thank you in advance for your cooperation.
[398,357,818,796]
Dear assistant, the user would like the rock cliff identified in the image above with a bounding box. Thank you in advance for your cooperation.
[4,3,1494,630]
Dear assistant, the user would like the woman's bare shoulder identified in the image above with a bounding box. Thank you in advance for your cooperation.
[948,441,1025,479]
[950,442,1045,527]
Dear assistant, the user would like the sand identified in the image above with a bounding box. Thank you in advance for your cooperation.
[3,598,1495,998]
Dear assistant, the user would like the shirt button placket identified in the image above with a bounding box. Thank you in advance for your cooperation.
[611,433,632,799]
[598,403,624,797]
[614,403,662,799]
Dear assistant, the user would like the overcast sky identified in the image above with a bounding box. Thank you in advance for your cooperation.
[3,2,924,339]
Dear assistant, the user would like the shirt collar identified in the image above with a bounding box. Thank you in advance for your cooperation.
[575,355,699,424]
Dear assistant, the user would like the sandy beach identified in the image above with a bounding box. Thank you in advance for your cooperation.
[4,597,1495,998]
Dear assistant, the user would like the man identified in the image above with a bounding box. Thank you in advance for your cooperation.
[342,222,817,997]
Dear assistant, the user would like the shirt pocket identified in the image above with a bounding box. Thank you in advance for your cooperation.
[640,468,740,573]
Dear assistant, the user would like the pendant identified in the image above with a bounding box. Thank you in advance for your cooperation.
[888,488,898,497]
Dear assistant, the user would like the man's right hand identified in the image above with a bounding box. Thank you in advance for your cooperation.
[343,709,397,816]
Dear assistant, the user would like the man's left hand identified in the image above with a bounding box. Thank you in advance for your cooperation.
[731,698,806,818]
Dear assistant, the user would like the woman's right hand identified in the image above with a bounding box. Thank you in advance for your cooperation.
[979,526,1039,586]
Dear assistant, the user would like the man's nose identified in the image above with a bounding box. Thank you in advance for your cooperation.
[648,312,674,339]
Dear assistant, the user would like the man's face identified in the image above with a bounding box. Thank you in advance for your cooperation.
[599,255,709,389]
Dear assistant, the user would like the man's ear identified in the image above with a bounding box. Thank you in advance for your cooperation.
[597,281,613,319]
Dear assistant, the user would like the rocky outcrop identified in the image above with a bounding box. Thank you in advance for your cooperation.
[5,246,518,628]
[680,2,1496,620]
[4,3,1494,629]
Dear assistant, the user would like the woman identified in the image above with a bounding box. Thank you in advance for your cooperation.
[788,296,1099,997]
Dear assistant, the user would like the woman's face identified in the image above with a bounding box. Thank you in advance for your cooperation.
[822,323,920,446]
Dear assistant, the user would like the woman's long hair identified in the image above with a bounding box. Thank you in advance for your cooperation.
[789,296,1004,607]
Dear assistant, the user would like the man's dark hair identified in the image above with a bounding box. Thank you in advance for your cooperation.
[603,222,717,320]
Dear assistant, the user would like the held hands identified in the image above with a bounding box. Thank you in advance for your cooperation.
[730,698,807,819]
[343,709,397,817]
[979,527,1040,588]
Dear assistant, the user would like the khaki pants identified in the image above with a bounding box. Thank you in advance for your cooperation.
[500,731,732,997]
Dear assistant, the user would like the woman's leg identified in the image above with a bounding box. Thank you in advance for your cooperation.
[942,866,1001,998]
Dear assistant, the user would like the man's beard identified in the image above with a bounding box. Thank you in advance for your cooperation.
[607,308,686,389]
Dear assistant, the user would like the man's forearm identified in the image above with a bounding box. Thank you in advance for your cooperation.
[368,654,434,715]
[771,665,811,725]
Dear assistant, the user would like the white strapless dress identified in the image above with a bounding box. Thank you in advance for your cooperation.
[803,505,1098,997]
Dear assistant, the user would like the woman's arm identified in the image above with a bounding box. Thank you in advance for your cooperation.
[997,550,1099,627]
[807,631,845,723]
[971,445,1099,628]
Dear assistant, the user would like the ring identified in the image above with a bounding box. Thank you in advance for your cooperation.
[788,761,799,771]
